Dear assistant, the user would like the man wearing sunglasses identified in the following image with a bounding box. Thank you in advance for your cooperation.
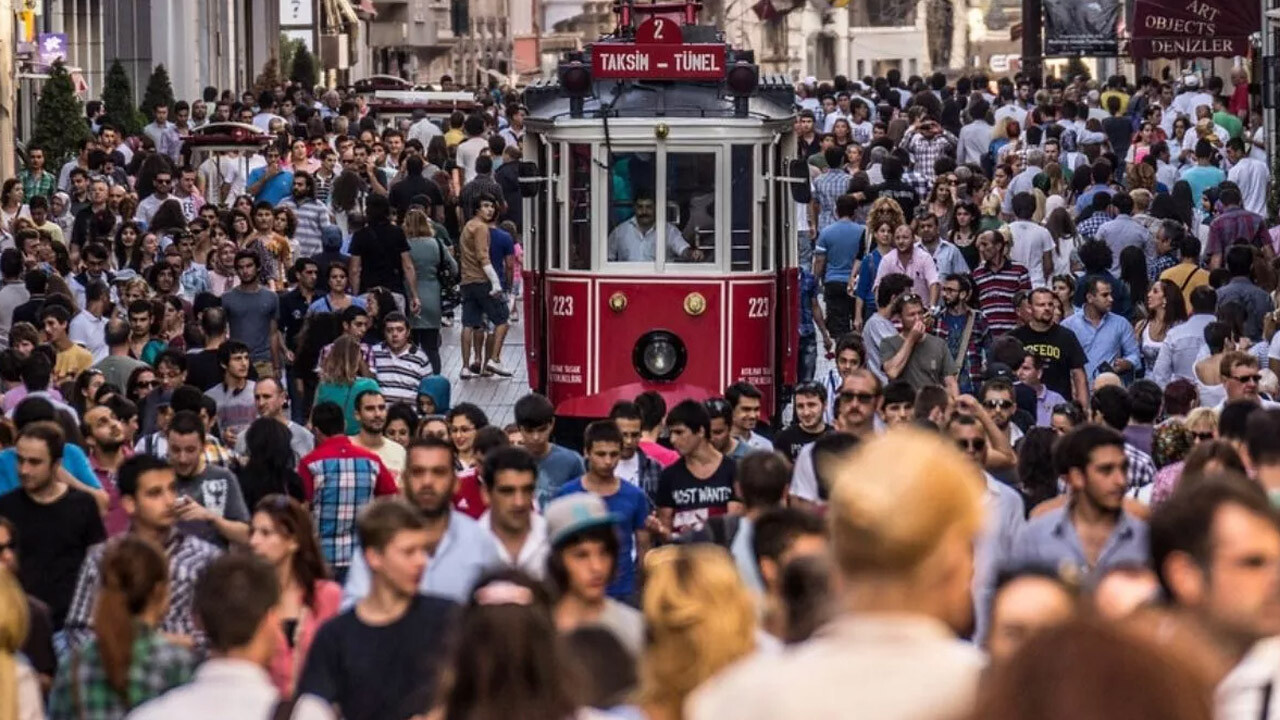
[789,370,882,512]
[1217,351,1280,411]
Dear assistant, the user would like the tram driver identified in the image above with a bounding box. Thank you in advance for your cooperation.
[608,192,705,263]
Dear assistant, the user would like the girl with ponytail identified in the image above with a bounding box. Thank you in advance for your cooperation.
[47,536,194,720]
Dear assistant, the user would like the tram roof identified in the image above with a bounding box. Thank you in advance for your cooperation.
[523,73,796,125]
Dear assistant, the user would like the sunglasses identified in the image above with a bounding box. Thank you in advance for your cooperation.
[133,380,159,389]
[839,390,879,405]
[955,438,987,452]
[0,541,13,552]
[1231,373,1262,384]
[1191,431,1215,441]
[983,399,1015,410]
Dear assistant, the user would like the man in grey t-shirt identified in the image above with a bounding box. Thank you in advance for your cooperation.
[879,295,959,394]
[222,251,281,371]
[168,410,250,548]
[864,272,916,382]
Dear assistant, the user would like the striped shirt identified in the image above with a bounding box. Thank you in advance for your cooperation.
[279,197,332,259]
[371,342,432,405]
[972,259,1032,336]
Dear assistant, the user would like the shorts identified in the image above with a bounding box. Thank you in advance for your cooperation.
[461,282,510,328]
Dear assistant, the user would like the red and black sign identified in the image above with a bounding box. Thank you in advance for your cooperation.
[591,16,727,81]
[1130,0,1259,58]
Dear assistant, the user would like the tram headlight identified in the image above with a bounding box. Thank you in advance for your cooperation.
[633,331,687,382]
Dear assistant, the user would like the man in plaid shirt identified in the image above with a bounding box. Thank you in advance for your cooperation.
[897,119,957,179]
[64,455,221,651]
[296,401,399,582]
[932,274,992,395]
[19,145,57,200]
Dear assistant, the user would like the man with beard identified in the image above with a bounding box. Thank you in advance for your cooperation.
[233,377,314,464]
[1010,424,1149,583]
[1011,287,1090,412]
[789,369,883,511]
[279,171,334,259]
[166,409,250,548]
[84,404,133,536]
[341,436,498,605]
[933,274,992,395]
[771,382,831,463]
[350,389,406,482]
[477,445,548,577]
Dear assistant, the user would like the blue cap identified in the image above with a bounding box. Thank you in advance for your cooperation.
[544,494,620,548]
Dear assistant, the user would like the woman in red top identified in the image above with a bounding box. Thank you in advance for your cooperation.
[248,494,342,697]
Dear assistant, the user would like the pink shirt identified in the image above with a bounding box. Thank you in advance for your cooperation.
[639,440,680,467]
[873,245,939,300]
[267,579,342,697]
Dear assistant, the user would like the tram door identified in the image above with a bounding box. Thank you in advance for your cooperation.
[773,132,807,407]
[522,132,551,395]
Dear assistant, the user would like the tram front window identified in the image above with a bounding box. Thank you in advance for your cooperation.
[607,193,704,262]
[667,152,716,264]
[605,150,715,265]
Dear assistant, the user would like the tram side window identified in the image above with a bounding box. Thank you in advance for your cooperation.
[730,145,755,271]
[550,143,563,269]
[606,151,658,263]
[568,144,592,270]
[663,152,716,264]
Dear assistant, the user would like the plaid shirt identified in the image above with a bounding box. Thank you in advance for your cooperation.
[1127,443,1157,491]
[1076,213,1109,242]
[812,169,851,232]
[47,625,195,720]
[932,308,993,395]
[902,170,932,203]
[297,435,399,571]
[898,129,958,176]
[1148,251,1179,282]
[1207,207,1269,258]
[65,532,221,651]
[20,169,56,200]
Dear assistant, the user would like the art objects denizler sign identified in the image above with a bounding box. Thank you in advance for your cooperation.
[1130,0,1260,58]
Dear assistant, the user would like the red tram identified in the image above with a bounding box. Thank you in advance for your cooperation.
[518,0,809,422]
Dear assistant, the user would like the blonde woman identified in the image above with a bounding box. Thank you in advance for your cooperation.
[314,335,379,434]
[639,544,757,720]
[0,567,42,720]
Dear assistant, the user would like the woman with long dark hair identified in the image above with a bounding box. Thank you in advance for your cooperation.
[113,222,144,271]
[1016,427,1060,514]
[1118,246,1150,322]
[292,312,343,424]
[248,495,340,697]
[147,200,187,240]
[1135,278,1188,377]
[237,418,305,510]
[46,536,193,719]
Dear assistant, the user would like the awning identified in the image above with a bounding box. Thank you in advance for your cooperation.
[1130,0,1258,58]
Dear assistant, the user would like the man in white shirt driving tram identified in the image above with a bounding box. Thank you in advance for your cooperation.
[607,192,706,262]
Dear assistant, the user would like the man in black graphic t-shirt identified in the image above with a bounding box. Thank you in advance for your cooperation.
[1010,289,1089,409]
[772,382,832,462]
[655,400,741,537]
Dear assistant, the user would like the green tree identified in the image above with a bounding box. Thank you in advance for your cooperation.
[31,60,91,164]
[102,58,144,136]
[140,63,175,121]
[291,44,318,91]
[253,55,283,98]
[279,34,304,81]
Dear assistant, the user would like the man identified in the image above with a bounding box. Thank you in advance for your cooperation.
[1150,475,1280,720]
[972,229,1033,336]
[1218,352,1280,411]
[0,421,106,629]
[1160,235,1211,309]
[128,554,335,720]
[985,568,1077,663]
[69,178,109,248]
[297,402,399,581]
[707,398,749,461]
[790,370,884,510]
[1208,184,1272,270]
[863,273,915,382]
[84,403,133,536]
[1152,285,1217,387]
[184,307,234,391]
[725,381,771,451]
[1015,352,1068,427]
[342,437,499,604]
[751,508,828,641]
[0,249,28,350]
[57,137,96,191]
[1007,192,1055,288]
[2,352,80,425]
[68,243,114,310]
[880,293,960,395]
[545,493,645,656]
[635,391,680,467]
[141,103,182,162]
[872,213,940,305]
[19,144,55,200]
[0,516,57,690]
[607,400,664,502]
[40,305,93,385]
[134,169,175,226]
[689,428,985,719]
[655,399,740,538]
[172,167,205,221]
[477,445,548,577]
[947,412,1025,644]
[350,389,406,481]
[27,196,63,246]
[1125,380,1163,456]
[515,393,585,509]
[812,194,865,338]
[64,454,222,649]
[1094,193,1152,276]
[371,311,431,407]
[459,154,505,221]
[957,99,993,165]
[222,250,282,377]
[299,499,459,720]
[173,231,210,301]
[455,113,489,182]
[68,280,109,363]
[202,340,257,446]
[167,410,250,548]
[1216,245,1274,342]
[979,377,1026,450]
[917,211,967,279]
[1226,136,1269,217]
[1148,219,1183,282]
[278,171,333,259]
[607,192,704,263]
[1090,385,1159,493]
[1063,277,1141,383]
[1181,139,1227,208]
[245,146,294,206]
[232,378,313,464]
[934,274,991,395]
[1246,409,1280,501]
[1010,424,1150,582]
[555,421,651,601]
[1011,290,1090,411]
[897,116,958,178]
[278,258,319,400]
[772,382,831,463]
[458,195,512,379]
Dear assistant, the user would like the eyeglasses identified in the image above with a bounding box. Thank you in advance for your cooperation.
[133,380,159,390]
[1231,373,1262,384]
[1191,431,1215,441]
[955,438,987,452]
[839,390,879,405]
[983,399,1015,410]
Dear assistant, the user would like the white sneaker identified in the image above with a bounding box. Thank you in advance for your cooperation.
[485,360,514,377]
[460,367,476,379]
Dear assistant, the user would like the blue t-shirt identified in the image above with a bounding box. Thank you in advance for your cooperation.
[814,219,866,283]
[555,478,650,600]
[534,444,586,510]
[1180,165,1227,208]
[0,444,99,495]
[489,227,515,291]
[247,167,295,206]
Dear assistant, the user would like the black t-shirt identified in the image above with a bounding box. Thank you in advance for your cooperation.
[1010,324,1087,401]
[772,424,831,464]
[0,487,105,628]
[349,221,411,295]
[298,593,459,720]
[389,175,443,219]
[871,180,918,220]
[656,456,737,536]
[185,348,259,391]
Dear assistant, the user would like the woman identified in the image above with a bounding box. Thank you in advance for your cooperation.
[842,143,863,175]
[274,206,298,241]
[1051,275,1076,321]
[147,200,187,241]
[232,194,254,219]
[1126,122,1158,166]
[1125,159,1159,194]
[126,366,159,407]
[948,201,981,270]
[227,210,253,246]
[1,566,41,720]
[384,403,419,447]
[0,179,28,236]
[1151,407,1220,505]
[208,238,239,295]
[853,200,906,325]
[292,313,343,424]
[1017,426,1060,514]
[1118,247,1150,322]
[1050,402,1084,435]
[990,121,1020,166]
[134,232,159,275]
[113,222,144,271]
[51,191,75,238]
[362,287,398,346]
[829,118,853,151]
[248,495,341,697]
[69,369,105,418]
[309,262,367,315]
[315,335,380,435]
[1135,279,1189,377]
[46,536,194,720]
[156,296,187,353]
[873,224,938,304]
[1044,208,1082,279]
[926,173,956,237]
[638,545,757,720]
[446,403,490,471]
[405,208,456,375]
[238,418,305,511]
[118,277,151,319]
[1193,322,1237,408]
[286,138,320,175]
[432,570,582,720]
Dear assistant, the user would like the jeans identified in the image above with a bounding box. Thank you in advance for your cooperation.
[823,281,854,339]
[798,230,815,272]
[798,333,817,383]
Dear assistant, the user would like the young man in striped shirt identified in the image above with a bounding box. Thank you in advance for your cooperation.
[371,312,432,407]
[972,229,1032,336]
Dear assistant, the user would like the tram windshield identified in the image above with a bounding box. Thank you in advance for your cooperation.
[605,150,717,266]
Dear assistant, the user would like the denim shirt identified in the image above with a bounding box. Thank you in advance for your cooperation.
[1062,310,1141,382]
[1010,505,1150,584]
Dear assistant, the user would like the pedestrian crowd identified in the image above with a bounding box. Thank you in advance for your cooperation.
[0,59,1277,720]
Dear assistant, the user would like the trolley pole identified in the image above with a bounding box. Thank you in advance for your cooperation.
[1021,0,1043,86]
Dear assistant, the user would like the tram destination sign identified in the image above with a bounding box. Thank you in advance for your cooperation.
[592,43,727,80]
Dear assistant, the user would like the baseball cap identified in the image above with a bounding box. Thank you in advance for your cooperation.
[545,494,619,548]
[1183,74,1200,88]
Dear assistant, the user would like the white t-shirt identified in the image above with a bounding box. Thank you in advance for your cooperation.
[198,155,246,207]
[994,104,1028,130]
[616,453,641,488]
[1229,157,1270,217]
[456,136,489,183]
[1008,220,1055,288]
[1172,91,1214,118]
